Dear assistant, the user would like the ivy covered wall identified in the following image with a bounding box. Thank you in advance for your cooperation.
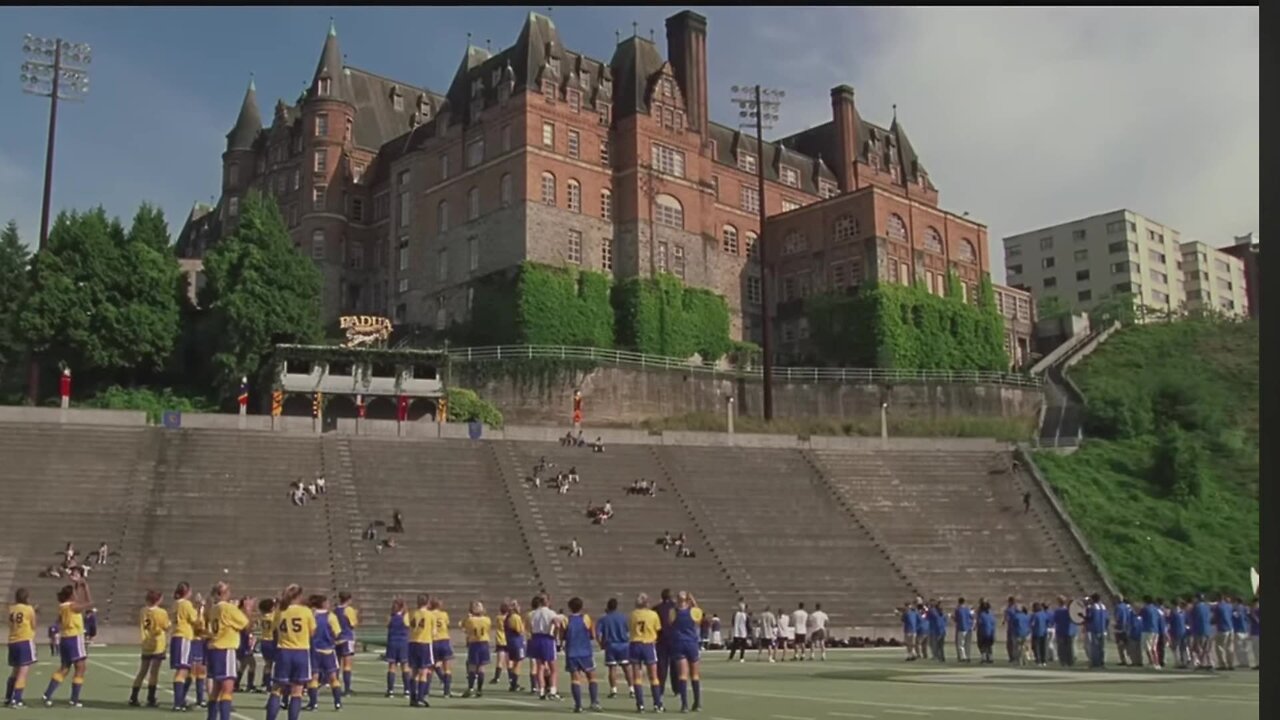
[612,274,733,362]
[806,274,1007,371]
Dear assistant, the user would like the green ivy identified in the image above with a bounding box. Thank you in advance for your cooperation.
[460,263,614,348]
[612,274,732,361]
[446,386,504,428]
[805,277,1008,371]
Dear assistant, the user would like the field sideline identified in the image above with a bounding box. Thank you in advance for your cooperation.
[14,647,1258,720]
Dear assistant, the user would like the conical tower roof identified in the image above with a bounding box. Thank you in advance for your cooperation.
[225,76,262,151]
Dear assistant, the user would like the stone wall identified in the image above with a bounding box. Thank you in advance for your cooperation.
[450,362,1042,427]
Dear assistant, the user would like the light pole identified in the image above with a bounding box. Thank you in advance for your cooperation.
[20,34,91,405]
[731,84,783,421]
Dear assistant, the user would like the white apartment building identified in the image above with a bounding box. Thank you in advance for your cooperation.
[1003,209,1248,317]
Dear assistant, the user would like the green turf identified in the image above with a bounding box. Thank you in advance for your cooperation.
[14,647,1258,720]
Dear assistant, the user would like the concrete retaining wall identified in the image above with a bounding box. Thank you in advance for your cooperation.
[0,406,147,426]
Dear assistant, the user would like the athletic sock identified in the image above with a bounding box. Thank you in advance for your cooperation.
[652,681,663,708]
[386,672,395,695]
[173,681,185,707]
[678,678,688,709]
[287,695,302,720]
[692,679,701,707]
[405,677,416,703]
[477,674,485,694]
[442,671,452,695]
[70,678,83,704]
[402,671,412,695]
[219,698,233,720]
[129,684,140,703]
[265,693,281,720]
[508,668,518,690]
[205,697,218,720]
[331,684,343,707]
[9,686,22,704]
[247,669,257,691]
[194,677,205,706]
[467,672,476,692]
[147,685,158,705]
[5,677,14,703]
[588,681,599,706]
[633,683,645,710]
[571,682,582,710]
[42,676,61,701]
[306,683,318,708]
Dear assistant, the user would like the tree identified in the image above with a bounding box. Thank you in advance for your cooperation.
[201,191,322,401]
[1036,295,1070,321]
[1090,291,1137,327]
[19,206,181,389]
[0,220,31,394]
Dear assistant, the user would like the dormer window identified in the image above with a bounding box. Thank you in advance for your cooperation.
[597,103,611,127]
[738,151,757,173]
[549,57,561,75]
[581,71,591,89]
[542,80,556,102]
[601,78,612,95]
[471,78,483,99]
[393,93,404,111]
[780,165,800,188]
[419,99,432,120]
[317,77,331,96]
[662,78,673,97]
[567,89,581,113]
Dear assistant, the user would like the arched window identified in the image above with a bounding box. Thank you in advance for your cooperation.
[437,200,449,233]
[959,238,977,262]
[310,229,325,260]
[924,226,943,253]
[833,215,858,243]
[567,179,581,213]
[654,193,683,229]
[468,187,480,220]
[722,225,739,254]
[745,231,759,259]
[886,213,907,241]
[600,189,612,221]
[540,172,556,206]
[500,174,513,208]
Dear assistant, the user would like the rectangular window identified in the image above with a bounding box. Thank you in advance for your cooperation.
[1074,249,1088,262]
[315,113,328,137]
[469,236,479,271]
[349,241,364,270]
[672,244,685,279]
[740,185,760,213]
[439,153,450,181]
[710,175,720,199]
[832,263,846,289]
[1127,221,1136,232]
[502,124,513,153]
[1214,258,1231,274]
[438,249,448,282]
[1217,277,1233,291]
[541,174,556,206]
[599,139,610,166]
[747,276,762,305]
[568,129,581,159]
[1072,229,1086,241]
[314,150,326,173]
[542,80,556,102]
[567,230,582,264]
[542,121,555,149]
[1039,236,1053,250]
[1111,261,1137,274]
[313,185,326,211]
[1007,245,1021,258]
[780,166,800,188]
[311,230,325,260]
[738,151,757,173]
[601,191,612,221]
[1008,264,1023,275]
[597,103,611,126]
[227,196,239,217]
[468,189,480,220]
[351,198,364,222]
[398,277,409,294]
[657,242,668,273]
[292,169,300,191]
[1076,269,1090,282]
[601,237,613,272]
[1041,257,1055,269]
[783,276,797,301]
[500,174,513,208]
[1078,289,1092,302]
[466,138,484,168]
[651,143,686,178]
[398,239,409,271]
[1149,250,1166,265]
[819,180,838,199]
[375,193,389,221]
[567,89,580,113]
[781,198,801,213]
[1150,269,1168,285]
[353,164,365,183]
[1106,220,1125,233]
[1152,290,1170,304]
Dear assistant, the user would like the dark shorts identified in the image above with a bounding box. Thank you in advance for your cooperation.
[529,635,556,663]
[629,642,658,666]
[312,650,339,678]
[259,640,276,663]
[566,655,595,674]
[431,640,453,662]
[604,643,630,667]
[170,638,192,670]
[384,641,409,665]
[207,648,237,681]
[336,639,355,658]
[506,639,526,662]
[236,640,256,662]
[7,640,36,667]
[408,642,434,671]
[466,642,491,668]
[189,639,206,666]
[672,641,700,663]
[58,635,87,664]
[273,649,312,685]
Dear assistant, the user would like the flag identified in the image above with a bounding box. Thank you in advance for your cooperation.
[572,390,583,425]
[396,395,409,422]
[357,395,366,419]
[436,397,448,423]
[271,391,283,417]
[238,379,249,408]
[312,392,323,418]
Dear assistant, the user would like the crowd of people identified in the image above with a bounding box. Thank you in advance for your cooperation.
[39,542,110,581]
[287,474,327,507]
[724,602,831,662]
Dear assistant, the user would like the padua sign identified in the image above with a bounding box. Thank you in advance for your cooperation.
[339,315,393,348]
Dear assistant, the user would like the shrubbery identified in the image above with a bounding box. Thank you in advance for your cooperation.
[445,387,504,428]
[83,386,217,423]
[612,274,732,361]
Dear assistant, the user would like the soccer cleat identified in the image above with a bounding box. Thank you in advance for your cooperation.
[462,690,473,699]
[334,703,343,711]
[590,703,604,712]
[42,698,52,708]
[636,706,646,713]
[385,691,394,698]
[476,690,483,699]
[575,708,583,714]
[9,701,26,709]
[654,705,666,713]
[68,701,84,708]
[129,699,141,707]
[549,693,562,701]
[691,704,701,712]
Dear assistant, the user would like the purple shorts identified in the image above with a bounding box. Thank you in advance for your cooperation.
[169,638,192,670]
[566,655,595,674]
[273,649,312,685]
[408,642,435,671]
[629,642,658,666]
[312,650,339,678]
[207,648,237,681]
[529,634,557,663]
[7,640,36,667]
[466,642,491,668]
[58,635,87,664]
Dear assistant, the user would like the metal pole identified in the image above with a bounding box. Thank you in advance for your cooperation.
[26,39,62,406]
[754,85,774,421]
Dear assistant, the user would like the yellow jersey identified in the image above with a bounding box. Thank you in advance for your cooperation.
[258,614,276,644]
[505,612,525,639]
[493,614,507,646]
[275,605,316,651]
[628,608,660,644]
[462,615,491,644]
[339,605,359,634]
[7,603,36,643]
[140,606,171,655]
[207,601,250,651]
[432,610,450,642]
[408,608,434,644]
[172,598,199,640]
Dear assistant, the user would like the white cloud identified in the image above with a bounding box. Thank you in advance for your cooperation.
[723,7,1259,282]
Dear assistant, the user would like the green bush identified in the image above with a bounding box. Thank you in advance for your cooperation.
[460,263,614,348]
[445,387,503,428]
[612,275,732,361]
[83,385,216,423]
[804,276,1007,371]
[1083,380,1152,439]
[1150,425,1208,502]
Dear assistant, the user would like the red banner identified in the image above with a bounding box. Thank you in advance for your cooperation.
[396,395,409,422]
[59,371,71,399]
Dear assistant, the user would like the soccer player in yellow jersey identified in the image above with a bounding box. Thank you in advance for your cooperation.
[192,593,212,708]
[5,588,37,709]
[461,601,492,698]
[627,592,664,712]
[503,599,527,692]
[265,585,315,720]
[256,599,277,694]
[490,601,509,686]
[428,597,454,697]
[206,581,252,720]
[407,594,435,708]
[169,581,200,710]
[129,590,170,707]
[41,575,93,708]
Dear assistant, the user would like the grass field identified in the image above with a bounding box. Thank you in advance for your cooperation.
[18,647,1258,720]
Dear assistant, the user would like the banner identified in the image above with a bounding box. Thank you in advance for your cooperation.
[396,395,409,423]
[271,390,283,417]
[572,389,583,425]
[312,392,323,418]
[237,377,249,408]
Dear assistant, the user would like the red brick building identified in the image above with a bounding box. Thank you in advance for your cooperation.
[178,10,1018,359]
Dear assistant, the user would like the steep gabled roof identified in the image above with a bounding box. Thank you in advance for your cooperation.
[776,110,930,186]
[309,19,353,104]
[345,66,443,149]
[226,77,262,152]
[610,35,665,117]
[708,121,837,195]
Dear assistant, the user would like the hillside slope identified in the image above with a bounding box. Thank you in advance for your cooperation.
[1035,318,1258,599]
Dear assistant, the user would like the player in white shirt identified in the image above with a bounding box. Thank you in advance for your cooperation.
[756,608,779,663]
[776,610,792,659]
[527,596,563,700]
[806,604,829,661]
[728,604,749,662]
[790,604,809,661]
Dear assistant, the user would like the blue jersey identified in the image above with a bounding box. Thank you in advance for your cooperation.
[1013,612,1031,638]
[1249,607,1261,636]
[1192,602,1212,635]
[1214,604,1233,632]
[336,606,355,641]
[313,610,336,651]
[1232,604,1249,633]
[1142,605,1161,633]
[1130,612,1143,636]
[1030,611,1048,638]
[953,606,974,632]
[1169,610,1186,638]
[903,609,918,634]
[1113,603,1131,633]
[1053,607,1077,637]
[1003,605,1018,631]
[84,612,98,638]
[931,609,947,636]
[596,612,628,646]
[1086,604,1108,635]
[387,612,409,644]
[672,607,700,646]
[977,611,996,636]
[654,601,676,646]
[564,614,594,659]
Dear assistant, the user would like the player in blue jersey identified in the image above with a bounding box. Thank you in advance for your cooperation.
[384,598,411,698]
[334,592,358,697]
[234,597,259,694]
[899,602,918,661]
[306,595,344,711]
[976,601,996,664]
[595,598,630,699]
[562,597,601,713]
[256,598,277,694]
[668,591,703,713]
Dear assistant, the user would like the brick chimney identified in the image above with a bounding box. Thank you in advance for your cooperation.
[830,85,859,192]
[665,10,709,143]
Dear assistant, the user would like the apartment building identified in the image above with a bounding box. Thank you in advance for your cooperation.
[1003,209,1248,318]
[1221,232,1258,317]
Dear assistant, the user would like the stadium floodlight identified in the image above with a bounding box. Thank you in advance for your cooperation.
[19,34,92,406]
[729,84,785,422]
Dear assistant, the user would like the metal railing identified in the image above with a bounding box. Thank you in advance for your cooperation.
[445,345,1043,388]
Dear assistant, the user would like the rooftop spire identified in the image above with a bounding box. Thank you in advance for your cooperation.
[311,18,350,103]
[329,16,336,37]
[226,74,263,152]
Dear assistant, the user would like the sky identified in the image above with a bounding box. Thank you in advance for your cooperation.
[0,5,1259,283]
